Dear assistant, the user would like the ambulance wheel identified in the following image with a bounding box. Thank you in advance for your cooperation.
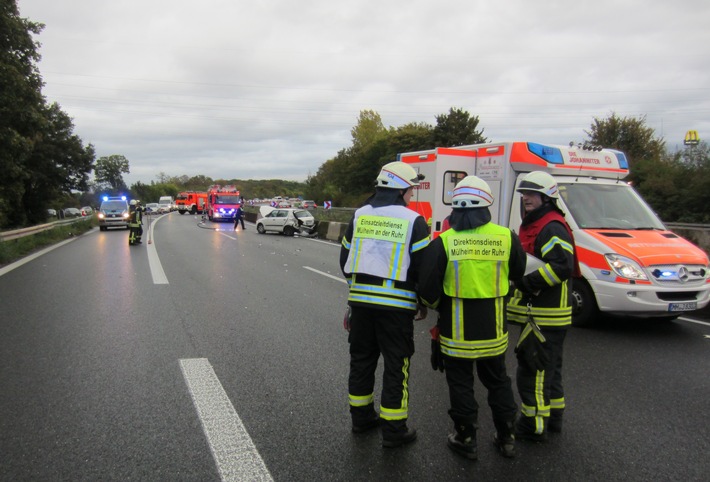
[571,279,598,328]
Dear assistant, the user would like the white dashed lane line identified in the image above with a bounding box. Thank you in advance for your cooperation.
[179,358,273,482]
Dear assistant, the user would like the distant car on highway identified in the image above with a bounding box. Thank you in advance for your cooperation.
[256,207,316,236]
[158,203,171,214]
[81,206,93,216]
[145,203,160,215]
[47,209,57,217]
[300,200,316,209]
[63,208,82,218]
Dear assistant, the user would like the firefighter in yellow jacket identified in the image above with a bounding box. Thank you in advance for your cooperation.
[419,176,526,460]
[507,171,578,441]
[340,161,429,448]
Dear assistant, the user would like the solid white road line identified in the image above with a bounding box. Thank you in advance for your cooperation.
[179,358,273,482]
[303,266,348,284]
[677,316,710,327]
[146,215,168,284]
[0,229,95,277]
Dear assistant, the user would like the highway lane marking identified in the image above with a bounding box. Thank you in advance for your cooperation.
[677,316,710,327]
[179,358,273,482]
[0,230,95,277]
[303,266,348,284]
[146,215,169,284]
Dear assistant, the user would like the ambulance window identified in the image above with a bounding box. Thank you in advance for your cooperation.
[443,171,467,205]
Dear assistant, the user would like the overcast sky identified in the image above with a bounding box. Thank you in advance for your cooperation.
[17,0,710,187]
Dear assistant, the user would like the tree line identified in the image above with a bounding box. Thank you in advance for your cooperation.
[2,0,709,229]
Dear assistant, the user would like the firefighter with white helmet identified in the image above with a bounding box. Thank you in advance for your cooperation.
[128,199,144,245]
[507,171,579,441]
[340,161,429,448]
[419,175,526,460]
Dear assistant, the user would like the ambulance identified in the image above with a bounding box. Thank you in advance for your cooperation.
[398,141,710,326]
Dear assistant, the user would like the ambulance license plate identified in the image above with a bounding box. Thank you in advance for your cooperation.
[669,302,697,312]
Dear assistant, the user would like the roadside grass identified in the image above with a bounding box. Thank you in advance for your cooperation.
[0,217,97,268]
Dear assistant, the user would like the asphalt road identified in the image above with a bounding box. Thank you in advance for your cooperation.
[1,213,708,481]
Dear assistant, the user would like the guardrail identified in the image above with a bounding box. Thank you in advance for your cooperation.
[0,217,90,241]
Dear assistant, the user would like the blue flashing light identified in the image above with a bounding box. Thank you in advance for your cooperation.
[611,150,629,169]
[527,143,564,164]
[102,195,109,202]
[121,195,127,201]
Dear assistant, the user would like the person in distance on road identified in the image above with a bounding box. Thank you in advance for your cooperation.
[234,204,245,230]
[419,175,526,460]
[340,161,429,448]
[506,171,579,442]
[128,199,145,245]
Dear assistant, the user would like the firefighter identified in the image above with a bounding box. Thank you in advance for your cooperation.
[506,171,579,441]
[419,176,526,460]
[340,161,429,448]
[128,200,144,245]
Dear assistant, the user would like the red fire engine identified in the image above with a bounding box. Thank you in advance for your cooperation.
[206,185,242,222]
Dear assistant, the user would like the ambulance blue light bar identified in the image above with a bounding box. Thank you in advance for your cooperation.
[527,143,564,164]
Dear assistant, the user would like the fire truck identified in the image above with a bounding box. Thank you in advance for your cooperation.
[176,191,207,215]
[206,185,242,221]
[398,141,710,326]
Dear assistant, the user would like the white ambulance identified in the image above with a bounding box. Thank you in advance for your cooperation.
[399,141,710,326]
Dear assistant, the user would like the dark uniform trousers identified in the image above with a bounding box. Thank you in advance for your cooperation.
[348,305,414,435]
[444,354,517,431]
[516,327,567,432]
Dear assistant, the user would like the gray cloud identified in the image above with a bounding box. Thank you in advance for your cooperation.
[18,0,710,186]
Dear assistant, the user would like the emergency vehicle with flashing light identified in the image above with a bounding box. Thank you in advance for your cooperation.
[97,195,130,231]
[399,141,710,326]
[176,191,208,215]
[206,185,242,222]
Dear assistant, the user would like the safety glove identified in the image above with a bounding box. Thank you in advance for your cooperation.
[514,303,549,372]
[429,325,445,372]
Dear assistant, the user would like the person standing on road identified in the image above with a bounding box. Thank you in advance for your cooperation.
[128,200,145,245]
[234,204,245,230]
[340,161,429,448]
[506,171,579,441]
[419,176,526,460]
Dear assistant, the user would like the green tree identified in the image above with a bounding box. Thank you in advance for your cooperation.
[95,154,130,193]
[433,107,487,147]
[1,2,95,227]
[22,102,95,223]
[350,110,386,151]
[0,1,45,226]
[585,113,665,185]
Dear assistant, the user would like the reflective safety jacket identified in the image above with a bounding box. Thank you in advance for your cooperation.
[419,221,526,359]
[128,207,143,227]
[507,204,576,328]
[341,204,430,313]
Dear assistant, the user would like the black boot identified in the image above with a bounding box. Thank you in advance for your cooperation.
[447,424,477,460]
[493,420,516,458]
[548,411,563,433]
[382,420,417,448]
[515,416,548,443]
[351,405,380,434]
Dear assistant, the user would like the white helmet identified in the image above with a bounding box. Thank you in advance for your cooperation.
[375,162,423,189]
[129,200,137,206]
[517,171,559,199]
[452,175,494,208]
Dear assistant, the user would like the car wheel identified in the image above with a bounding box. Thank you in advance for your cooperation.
[257,223,266,234]
[571,278,598,328]
[283,226,296,237]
